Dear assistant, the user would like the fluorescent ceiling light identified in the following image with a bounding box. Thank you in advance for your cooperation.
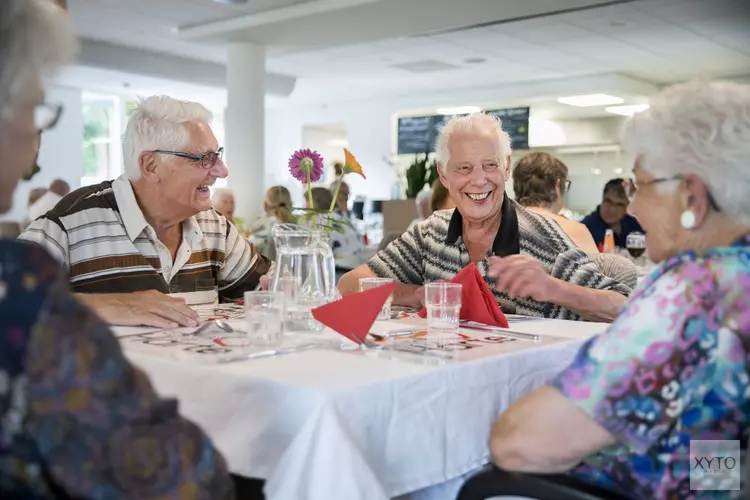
[436,106,482,115]
[605,104,650,116]
[557,94,624,107]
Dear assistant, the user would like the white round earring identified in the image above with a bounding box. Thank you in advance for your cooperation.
[680,210,696,230]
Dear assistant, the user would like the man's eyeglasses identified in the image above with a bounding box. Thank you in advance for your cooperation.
[564,179,572,192]
[151,147,224,169]
[35,103,63,132]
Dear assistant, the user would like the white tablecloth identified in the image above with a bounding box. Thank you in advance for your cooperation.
[115,317,608,500]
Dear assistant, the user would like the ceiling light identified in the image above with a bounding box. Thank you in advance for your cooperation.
[436,106,482,115]
[613,167,624,175]
[214,0,248,4]
[605,104,650,116]
[591,168,602,176]
[557,94,624,107]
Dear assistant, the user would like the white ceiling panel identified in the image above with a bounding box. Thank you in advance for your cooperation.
[68,0,750,105]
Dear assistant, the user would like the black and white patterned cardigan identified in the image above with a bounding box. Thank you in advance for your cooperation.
[367,195,632,320]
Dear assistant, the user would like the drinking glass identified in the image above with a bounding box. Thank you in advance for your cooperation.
[424,282,462,347]
[626,232,646,263]
[359,277,394,321]
[244,291,285,346]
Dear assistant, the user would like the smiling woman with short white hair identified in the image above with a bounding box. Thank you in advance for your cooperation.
[489,80,750,499]
[339,113,631,321]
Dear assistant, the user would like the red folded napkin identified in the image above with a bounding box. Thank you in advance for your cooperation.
[418,264,509,328]
[312,282,397,345]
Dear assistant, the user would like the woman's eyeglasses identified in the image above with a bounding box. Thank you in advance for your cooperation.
[151,147,225,169]
[35,103,63,132]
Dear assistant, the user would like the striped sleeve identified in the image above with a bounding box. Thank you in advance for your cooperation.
[19,216,70,267]
[217,219,272,300]
[366,223,425,285]
[547,248,633,320]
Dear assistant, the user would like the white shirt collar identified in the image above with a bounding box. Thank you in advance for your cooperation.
[112,175,204,245]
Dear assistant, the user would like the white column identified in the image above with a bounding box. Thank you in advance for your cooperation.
[226,43,266,224]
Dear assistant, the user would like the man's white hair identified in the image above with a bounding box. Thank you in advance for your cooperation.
[435,113,512,169]
[0,0,76,120]
[211,187,234,204]
[622,80,750,225]
[122,95,213,180]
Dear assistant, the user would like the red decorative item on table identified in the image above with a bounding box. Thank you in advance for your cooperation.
[312,282,397,344]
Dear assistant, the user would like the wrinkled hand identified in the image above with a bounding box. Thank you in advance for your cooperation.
[488,255,559,303]
[78,290,200,328]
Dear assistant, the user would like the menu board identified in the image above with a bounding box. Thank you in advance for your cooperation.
[397,107,529,155]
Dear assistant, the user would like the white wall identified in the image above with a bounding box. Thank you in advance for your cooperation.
[1,86,84,224]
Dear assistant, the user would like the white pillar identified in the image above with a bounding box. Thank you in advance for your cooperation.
[226,43,265,224]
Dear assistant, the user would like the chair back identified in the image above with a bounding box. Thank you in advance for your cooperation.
[587,253,638,289]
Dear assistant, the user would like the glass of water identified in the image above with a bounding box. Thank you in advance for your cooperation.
[244,291,285,346]
[359,277,394,321]
[424,282,462,347]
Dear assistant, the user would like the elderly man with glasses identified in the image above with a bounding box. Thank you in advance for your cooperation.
[21,95,272,328]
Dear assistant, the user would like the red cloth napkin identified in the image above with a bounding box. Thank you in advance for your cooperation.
[418,264,509,328]
[312,282,397,345]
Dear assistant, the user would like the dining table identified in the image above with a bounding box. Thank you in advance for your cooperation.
[114,308,609,500]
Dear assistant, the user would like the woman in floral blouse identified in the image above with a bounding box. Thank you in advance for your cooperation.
[489,80,750,499]
[0,1,233,498]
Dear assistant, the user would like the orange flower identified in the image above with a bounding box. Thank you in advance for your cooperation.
[343,148,366,179]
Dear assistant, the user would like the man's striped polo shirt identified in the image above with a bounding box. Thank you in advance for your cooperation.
[20,175,271,300]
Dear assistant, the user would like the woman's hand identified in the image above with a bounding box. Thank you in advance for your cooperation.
[488,255,559,303]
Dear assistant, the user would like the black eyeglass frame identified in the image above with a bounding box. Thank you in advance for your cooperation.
[36,103,63,132]
[151,147,225,169]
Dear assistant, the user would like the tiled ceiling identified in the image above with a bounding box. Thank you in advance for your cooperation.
[68,0,750,103]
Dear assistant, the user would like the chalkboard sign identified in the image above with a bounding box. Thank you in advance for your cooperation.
[486,107,530,151]
[396,107,529,155]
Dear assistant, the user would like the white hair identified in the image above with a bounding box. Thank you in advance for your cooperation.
[0,0,77,120]
[435,113,512,170]
[122,95,213,180]
[622,80,750,225]
[211,187,234,204]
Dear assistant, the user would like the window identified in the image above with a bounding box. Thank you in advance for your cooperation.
[81,94,226,188]
[81,93,123,186]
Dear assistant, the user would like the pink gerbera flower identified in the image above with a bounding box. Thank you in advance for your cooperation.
[288,149,324,183]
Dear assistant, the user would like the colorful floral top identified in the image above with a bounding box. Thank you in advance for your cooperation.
[552,234,750,499]
[0,239,234,499]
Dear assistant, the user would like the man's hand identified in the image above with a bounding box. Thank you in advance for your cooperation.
[488,255,560,303]
[393,284,425,309]
[77,290,200,328]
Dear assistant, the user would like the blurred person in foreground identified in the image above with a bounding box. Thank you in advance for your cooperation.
[512,152,598,253]
[21,95,272,328]
[339,113,630,321]
[581,177,643,250]
[0,0,233,498]
[490,80,750,499]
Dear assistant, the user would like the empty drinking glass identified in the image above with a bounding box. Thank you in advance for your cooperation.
[359,277,394,321]
[244,291,285,346]
[424,282,462,347]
